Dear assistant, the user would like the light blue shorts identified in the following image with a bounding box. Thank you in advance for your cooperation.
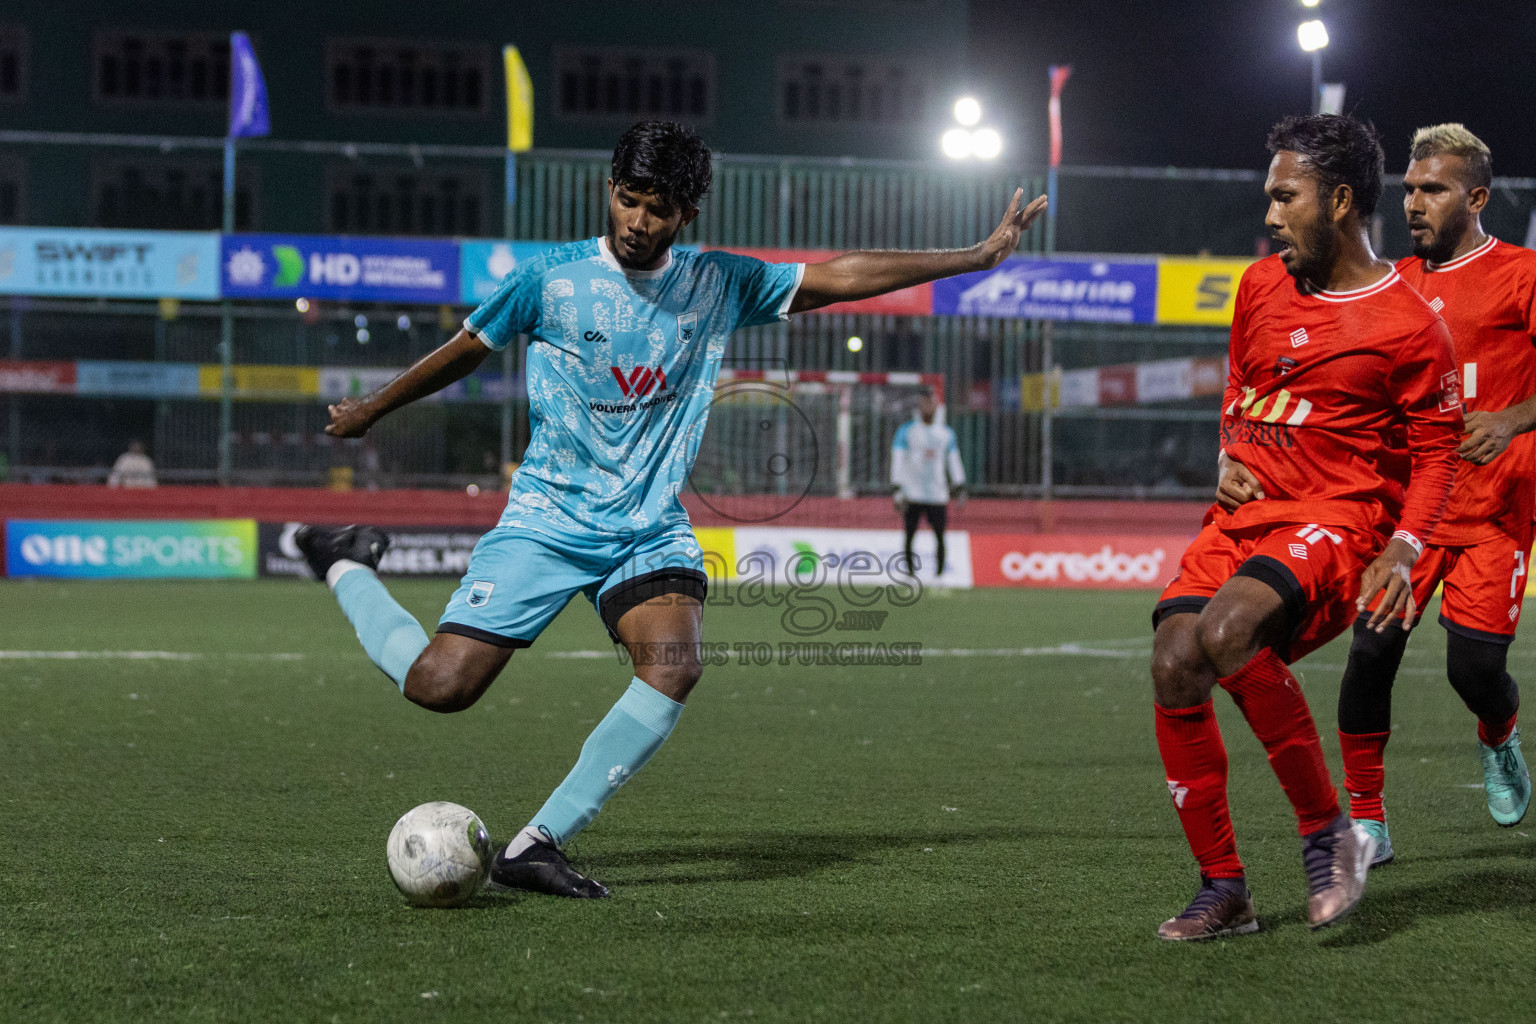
[436,523,706,648]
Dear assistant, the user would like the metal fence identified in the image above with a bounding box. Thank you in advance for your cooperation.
[8,134,1532,499]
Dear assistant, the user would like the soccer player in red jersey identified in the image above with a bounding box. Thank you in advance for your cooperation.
[1331,125,1536,857]
[1151,115,1462,941]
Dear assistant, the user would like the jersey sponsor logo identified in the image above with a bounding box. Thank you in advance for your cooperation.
[1438,369,1462,413]
[677,310,698,343]
[1289,327,1309,347]
[611,365,668,399]
[584,329,611,347]
[1429,296,1445,313]
[1222,417,1296,449]
[1288,543,1309,560]
[590,365,679,414]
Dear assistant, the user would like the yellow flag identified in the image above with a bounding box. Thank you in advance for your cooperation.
[504,46,533,153]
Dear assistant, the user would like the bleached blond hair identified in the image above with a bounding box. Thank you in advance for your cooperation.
[1409,123,1492,188]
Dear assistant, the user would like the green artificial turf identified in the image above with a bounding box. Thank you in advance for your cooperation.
[2,579,1534,1022]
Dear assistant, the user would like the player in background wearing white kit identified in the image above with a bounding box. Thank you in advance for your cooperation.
[891,386,966,579]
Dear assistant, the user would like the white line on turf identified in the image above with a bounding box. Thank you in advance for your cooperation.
[547,643,1149,660]
[0,651,305,661]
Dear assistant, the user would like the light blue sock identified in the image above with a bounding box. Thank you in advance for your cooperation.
[529,677,685,844]
[331,566,429,690]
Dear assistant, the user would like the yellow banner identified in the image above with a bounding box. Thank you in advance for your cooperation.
[1155,258,1256,326]
[694,527,736,583]
[504,46,534,153]
[199,364,320,398]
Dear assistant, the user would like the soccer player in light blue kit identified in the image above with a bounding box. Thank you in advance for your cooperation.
[297,121,1046,897]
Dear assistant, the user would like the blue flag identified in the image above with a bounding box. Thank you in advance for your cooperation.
[228,32,270,138]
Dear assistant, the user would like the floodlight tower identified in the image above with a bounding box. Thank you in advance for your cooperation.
[1297,18,1329,114]
[941,97,1003,162]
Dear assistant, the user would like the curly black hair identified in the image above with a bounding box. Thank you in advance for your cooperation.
[1266,114,1385,216]
[610,121,713,211]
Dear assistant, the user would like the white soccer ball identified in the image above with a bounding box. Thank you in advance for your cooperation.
[386,801,493,908]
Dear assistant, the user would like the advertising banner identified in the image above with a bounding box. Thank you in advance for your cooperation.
[6,520,258,579]
[0,360,75,394]
[258,522,484,578]
[730,526,973,589]
[222,234,459,304]
[969,533,1193,589]
[0,228,221,299]
[933,257,1157,323]
[1154,257,1256,326]
[78,360,202,399]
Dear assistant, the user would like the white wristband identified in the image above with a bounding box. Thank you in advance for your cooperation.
[1390,530,1423,556]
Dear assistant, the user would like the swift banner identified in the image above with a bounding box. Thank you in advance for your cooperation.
[5,519,258,579]
[1154,257,1256,326]
[222,234,459,304]
[932,257,1156,323]
[0,228,221,299]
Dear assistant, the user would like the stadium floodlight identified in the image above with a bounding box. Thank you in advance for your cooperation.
[971,128,1003,160]
[846,335,864,353]
[294,298,310,313]
[941,128,974,160]
[356,328,370,344]
[396,314,412,331]
[953,97,982,127]
[1301,0,1321,7]
[1298,19,1329,51]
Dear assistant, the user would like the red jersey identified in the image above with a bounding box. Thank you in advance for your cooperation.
[1397,237,1536,545]
[1220,255,1461,542]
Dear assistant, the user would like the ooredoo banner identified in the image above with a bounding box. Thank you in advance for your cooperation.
[969,533,1193,589]
[5,519,258,579]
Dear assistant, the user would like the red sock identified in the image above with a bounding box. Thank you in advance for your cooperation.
[1339,730,1390,821]
[1479,711,1518,748]
[1155,701,1244,878]
[1218,647,1340,835]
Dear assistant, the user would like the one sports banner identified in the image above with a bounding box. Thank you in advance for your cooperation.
[5,519,258,579]
[221,233,460,304]
[933,256,1157,323]
[0,227,222,299]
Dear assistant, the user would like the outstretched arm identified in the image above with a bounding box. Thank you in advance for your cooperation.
[325,329,493,438]
[789,190,1047,314]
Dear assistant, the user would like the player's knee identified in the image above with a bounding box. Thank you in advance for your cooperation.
[637,658,703,702]
[1151,615,1213,706]
[403,653,486,714]
[1445,631,1510,696]
[1195,605,1263,678]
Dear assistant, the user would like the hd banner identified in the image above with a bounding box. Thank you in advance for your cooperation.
[932,257,1157,323]
[5,519,257,579]
[222,233,460,304]
[0,227,221,299]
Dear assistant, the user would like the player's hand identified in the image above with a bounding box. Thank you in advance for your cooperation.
[1459,408,1520,465]
[953,491,968,509]
[974,189,1049,271]
[325,397,375,438]
[1356,537,1421,633]
[1215,454,1265,511]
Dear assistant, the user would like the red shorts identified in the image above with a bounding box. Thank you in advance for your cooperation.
[1155,518,1382,663]
[1365,524,1533,643]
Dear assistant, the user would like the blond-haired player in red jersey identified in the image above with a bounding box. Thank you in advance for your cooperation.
[1150,114,1462,941]
[1327,125,1536,860]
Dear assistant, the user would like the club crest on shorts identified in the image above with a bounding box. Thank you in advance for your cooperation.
[677,310,698,344]
[466,581,496,608]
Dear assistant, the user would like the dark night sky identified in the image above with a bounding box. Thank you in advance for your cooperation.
[970,0,1536,175]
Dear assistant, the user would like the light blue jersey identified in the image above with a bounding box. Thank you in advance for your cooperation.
[466,237,803,543]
